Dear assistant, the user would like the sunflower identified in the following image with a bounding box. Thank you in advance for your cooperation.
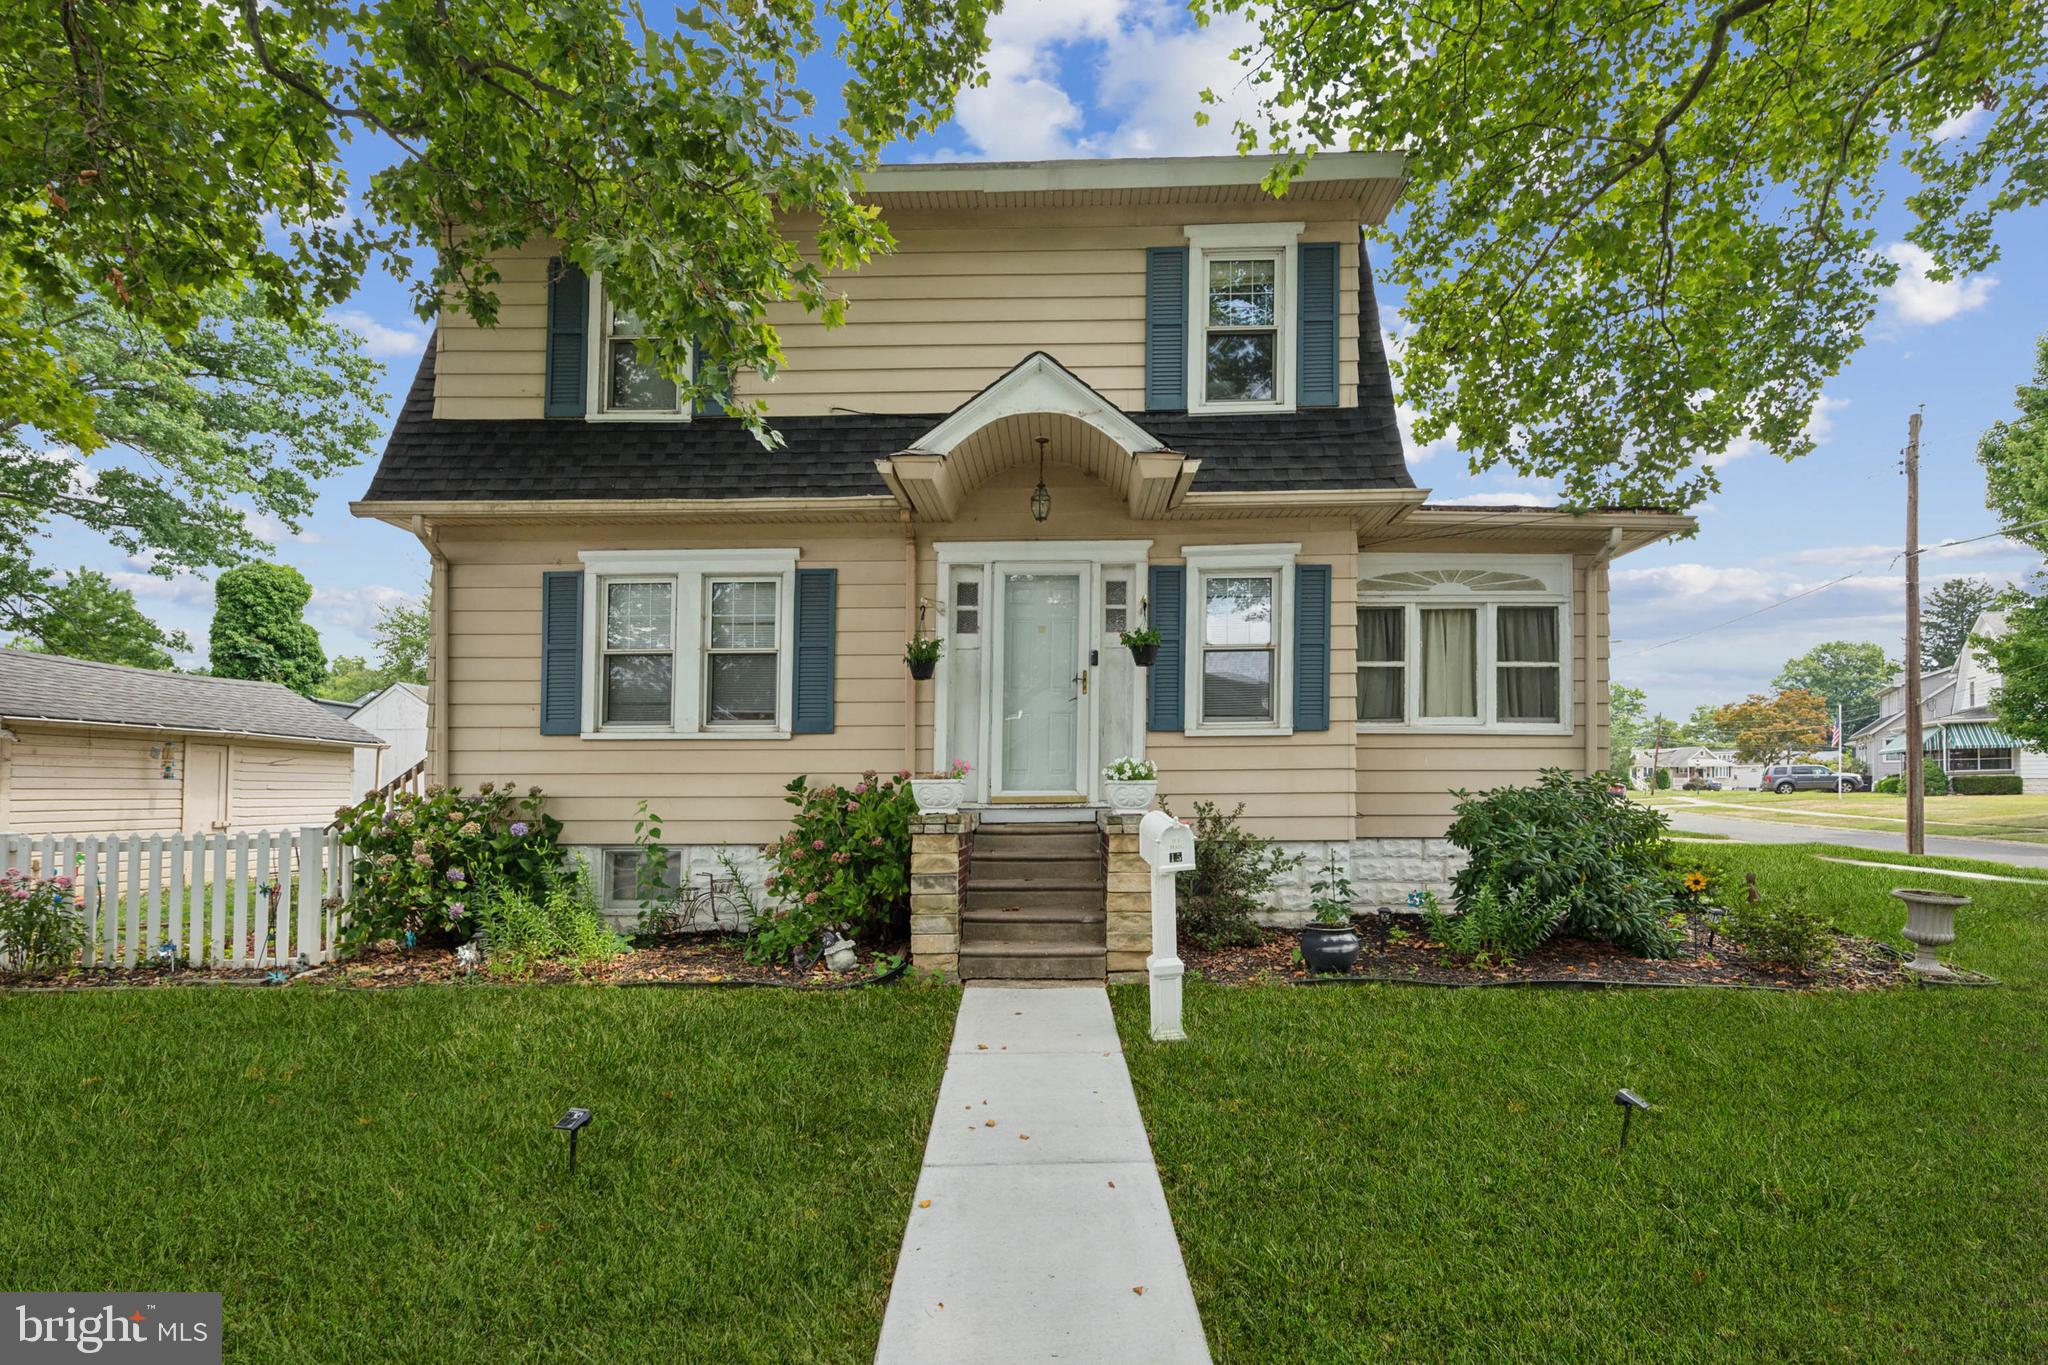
[1683,870,1709,894]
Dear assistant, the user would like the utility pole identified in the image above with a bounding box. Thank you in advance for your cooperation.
[1903,410,1925,855]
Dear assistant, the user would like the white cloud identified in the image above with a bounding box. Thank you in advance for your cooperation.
[1396,403,1459,462]
[309,584,416,636]
[1612,562,1788,604]
[107,569,215,609]
[1932,106,1989,141]
[239,508,321,546]
[1430,488,1558,508]
[1705,393,1847,468]
[325,308,431,360]
[1880,242,1995,325]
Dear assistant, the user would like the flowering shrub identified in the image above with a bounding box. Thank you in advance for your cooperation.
[0,868,89,973]
[748,771,914,964]
[333,782,563,950]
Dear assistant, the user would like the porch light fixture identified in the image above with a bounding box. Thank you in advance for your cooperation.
[1029,436,1051,522]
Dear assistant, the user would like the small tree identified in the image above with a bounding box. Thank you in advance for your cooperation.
[1923,757,1951,798]
[371,591,429,683]
[1713,690,1831,764]
[12,569,188,669]
[1653,767,1672,790]
[209,563,325,694]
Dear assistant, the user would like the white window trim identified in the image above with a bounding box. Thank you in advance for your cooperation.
[585,270,692,423]
[577,549,799,739]
[1184,222,1303,416]
[1355,553,1574,737]
[1182,543,1298,737]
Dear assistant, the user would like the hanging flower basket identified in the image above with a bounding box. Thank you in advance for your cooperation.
[1120,626,1161,667]
[904,635,942,681]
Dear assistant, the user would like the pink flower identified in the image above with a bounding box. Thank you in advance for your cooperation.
[852,783,868,795]
[896,769,910,779]
[812,839,825,851]
[804,891,820,905]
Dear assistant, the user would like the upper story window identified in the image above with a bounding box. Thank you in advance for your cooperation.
[588,274,689,420]
[1356,554,1573,734]
[1184,223,1302,415]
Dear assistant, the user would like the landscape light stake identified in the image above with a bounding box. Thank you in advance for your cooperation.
[555,1108,592,1175]
[1614,1089,1650,1150]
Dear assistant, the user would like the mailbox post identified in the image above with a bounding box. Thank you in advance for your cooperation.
[1138,809,1196,1042]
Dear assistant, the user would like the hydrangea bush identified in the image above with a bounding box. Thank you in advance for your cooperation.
[333,782,563,949]
[0,867,89,973]
[747,771,914,964]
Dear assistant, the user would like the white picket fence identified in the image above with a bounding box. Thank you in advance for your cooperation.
[1,827,353,969]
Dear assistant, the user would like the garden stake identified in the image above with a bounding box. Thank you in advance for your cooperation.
[555,1108,592,1175]
[1614,1089,1650,1150]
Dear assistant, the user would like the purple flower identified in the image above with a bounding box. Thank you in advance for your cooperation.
[446,868,468,885]
[448,902,466,921]
[510,821,530,837]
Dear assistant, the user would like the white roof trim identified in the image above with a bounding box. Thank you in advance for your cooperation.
[863,152,1404,196]
[905,352,1169,458]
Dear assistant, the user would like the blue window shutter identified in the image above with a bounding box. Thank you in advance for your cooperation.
[539,571,583,735]
[544,259,588,418]
[792,568,837,734]
[1296,243,1339,408]
[1293,564,1331,731]
[1145,247,1188,411]
[1147,564,1186,732]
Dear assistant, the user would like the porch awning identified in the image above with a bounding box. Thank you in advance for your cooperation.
[1882,722,2016,754]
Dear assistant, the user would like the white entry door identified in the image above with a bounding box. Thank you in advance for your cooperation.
[994,571,1085,798]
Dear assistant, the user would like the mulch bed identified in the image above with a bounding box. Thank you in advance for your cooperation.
[0,934,909,992]
[1187,913,1914,991]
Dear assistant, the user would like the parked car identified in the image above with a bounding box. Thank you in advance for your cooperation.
[1760,764,1864,794]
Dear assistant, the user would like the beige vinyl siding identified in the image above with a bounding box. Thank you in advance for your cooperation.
[0,725,354,837]
[227,742,355,830]
[432,204,1363,420]
[1353,549,1610,838]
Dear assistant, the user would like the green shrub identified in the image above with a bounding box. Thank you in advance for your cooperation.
[1951,773,2023,795]
[1418,882,1559,966]
[1873,775,1903,794]
[0,867,90,973]
[334,782,563,949]
[749,771,915,964]
[1175,800,1303,950]
[1924,757,1951,797]
[1307,850,1355,927]
[473,856,625,975]
[1653,767,1672,789]
[1722,890,1835,976]
[1447,768,1680,958]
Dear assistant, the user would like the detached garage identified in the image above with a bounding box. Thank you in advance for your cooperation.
[0,650,383,837]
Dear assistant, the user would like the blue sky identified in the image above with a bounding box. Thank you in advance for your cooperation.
[48,0,2044,715]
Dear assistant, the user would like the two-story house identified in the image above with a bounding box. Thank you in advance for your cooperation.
[1851,609,2046,790]
[352,152,1692,980]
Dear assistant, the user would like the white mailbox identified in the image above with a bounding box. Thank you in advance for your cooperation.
[1137,810,1196,1041]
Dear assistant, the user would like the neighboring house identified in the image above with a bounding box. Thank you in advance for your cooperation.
[0,650,383,836]
[351,152,1692,967]
[1629,745,1735,788]
[315,683,430,799]
[1850,610,2048,792]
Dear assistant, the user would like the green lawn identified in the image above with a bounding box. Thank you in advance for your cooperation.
[1114,844,2048,1362]
[0,986,958,1362]
[1642,788,2048,844]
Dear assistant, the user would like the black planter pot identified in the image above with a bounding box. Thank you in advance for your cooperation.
[1298,923,1362,974]
[1128,643,1159,667]
[908,658,937,681]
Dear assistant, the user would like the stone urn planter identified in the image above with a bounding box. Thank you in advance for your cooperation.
[911,777,965,815]
[1103,775,1158,814]
[1298,922,1362,974]
[1891,887,1969,975]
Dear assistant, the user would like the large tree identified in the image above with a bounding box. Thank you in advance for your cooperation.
[10,569,188,670]
[1199,0,2048,510]
[1713,689,1830,765]
[1608,683,1648,755]
[1975,332,2048,748]
[1772,641,1899,736]
[0,286,382,632]
[1923,577,2000,671]
[4,0,995,451]
[209,563,325,695]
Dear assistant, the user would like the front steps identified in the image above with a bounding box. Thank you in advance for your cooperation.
[959,822,1106,983]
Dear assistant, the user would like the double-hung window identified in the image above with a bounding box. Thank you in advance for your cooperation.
[1356,555,1572,733]
[1183,544,1297,734]
[588,273,688,419]
[1184,224,1301,414]
[579,550,798,737]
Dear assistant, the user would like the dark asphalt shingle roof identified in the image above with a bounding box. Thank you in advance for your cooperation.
[360,236,1413,504]
[0,650,384,747]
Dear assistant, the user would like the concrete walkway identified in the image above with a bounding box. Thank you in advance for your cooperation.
[876,986,1209,1364]
[1664,807,2048,869]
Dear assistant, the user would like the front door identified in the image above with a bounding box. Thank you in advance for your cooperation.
[184,743,229,832]
[995,571,1084,799]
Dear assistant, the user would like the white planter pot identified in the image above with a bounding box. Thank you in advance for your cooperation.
[1103,777,1158,814]
[911,778,965,815]
[1891,887,1969,975]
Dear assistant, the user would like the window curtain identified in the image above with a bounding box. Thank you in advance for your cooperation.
[1420,609,1477,717]
[1356,606,1404,723]
[1496,606,1560,722]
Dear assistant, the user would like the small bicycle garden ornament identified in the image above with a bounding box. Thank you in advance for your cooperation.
[912,758,971,814]
[1102,755,1158,814]
[904,634,943,680]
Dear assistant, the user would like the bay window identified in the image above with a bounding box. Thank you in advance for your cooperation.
[579,550,798,738]
[1356,555,1573,733]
